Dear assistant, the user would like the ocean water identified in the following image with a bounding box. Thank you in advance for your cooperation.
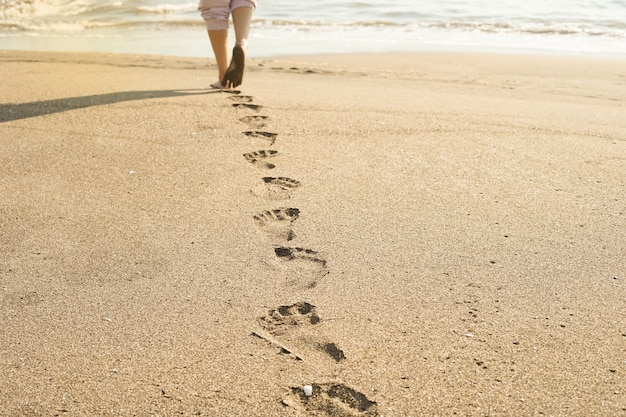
[1,0,625,57]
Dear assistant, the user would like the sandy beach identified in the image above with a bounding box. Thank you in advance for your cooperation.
[1,50,625,416]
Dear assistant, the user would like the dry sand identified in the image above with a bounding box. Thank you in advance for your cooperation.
[1,49,625,416]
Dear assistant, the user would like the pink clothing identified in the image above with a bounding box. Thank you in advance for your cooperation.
[198,0,257,31]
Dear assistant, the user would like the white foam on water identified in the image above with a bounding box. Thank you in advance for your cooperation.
[1,0,625,57]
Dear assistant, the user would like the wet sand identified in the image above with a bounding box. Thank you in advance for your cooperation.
[1,50,625,416]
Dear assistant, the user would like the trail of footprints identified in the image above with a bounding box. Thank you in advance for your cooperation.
[225,92,378,416]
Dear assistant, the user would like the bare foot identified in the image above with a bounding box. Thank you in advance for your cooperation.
[211,80,225,89]
[221,45,245,88]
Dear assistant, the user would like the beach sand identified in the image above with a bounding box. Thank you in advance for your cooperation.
[1,50,625,416]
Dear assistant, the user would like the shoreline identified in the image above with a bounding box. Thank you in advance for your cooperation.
[2,28,626,60]
[1,49,625,416]
[2,48,625,76]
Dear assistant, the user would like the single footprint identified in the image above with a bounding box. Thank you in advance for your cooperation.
[232,103,263,111]
[274,246,328,289]
[217,89,241,95]
[243,131,278,146]
[274,246,326,265]
[229,95,253,103]
[288,67,319,75]
[260,301,320,336]
[244,150,278,169]
[240,115,269,129]
[254,207,300,241]
[319,342,346,363]
[254,207,300,224]
[260,303,346,362]
[251,177,301,200]
[3,291,43,308]
[285,383,379,416]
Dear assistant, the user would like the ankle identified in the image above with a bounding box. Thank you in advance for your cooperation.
[235,39,248,51]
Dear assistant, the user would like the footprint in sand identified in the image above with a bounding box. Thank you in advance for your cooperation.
[251,177,301,200]
[260,303,346,362]
[229,95,254,103]
[3,291,43,308]
[274,246,326,265]
[240,115,269,129]
[284,383,379,416]
[254,207,300,241]
[260,301,320,336]
[243,131,278,146]
[274,246,328,289]
[319,342,346,362]
[244,150,278,169]
[232,103,263,111]
[217,89,241,95]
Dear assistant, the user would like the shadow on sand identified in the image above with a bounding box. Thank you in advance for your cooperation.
[0,89,227,123]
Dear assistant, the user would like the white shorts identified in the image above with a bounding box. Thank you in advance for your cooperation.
[198,0,257,31]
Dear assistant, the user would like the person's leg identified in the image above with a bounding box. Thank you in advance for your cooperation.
[221,0,256,88]
[232,5,253,50]
[199,0,231,87]
[208,29,229,82]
